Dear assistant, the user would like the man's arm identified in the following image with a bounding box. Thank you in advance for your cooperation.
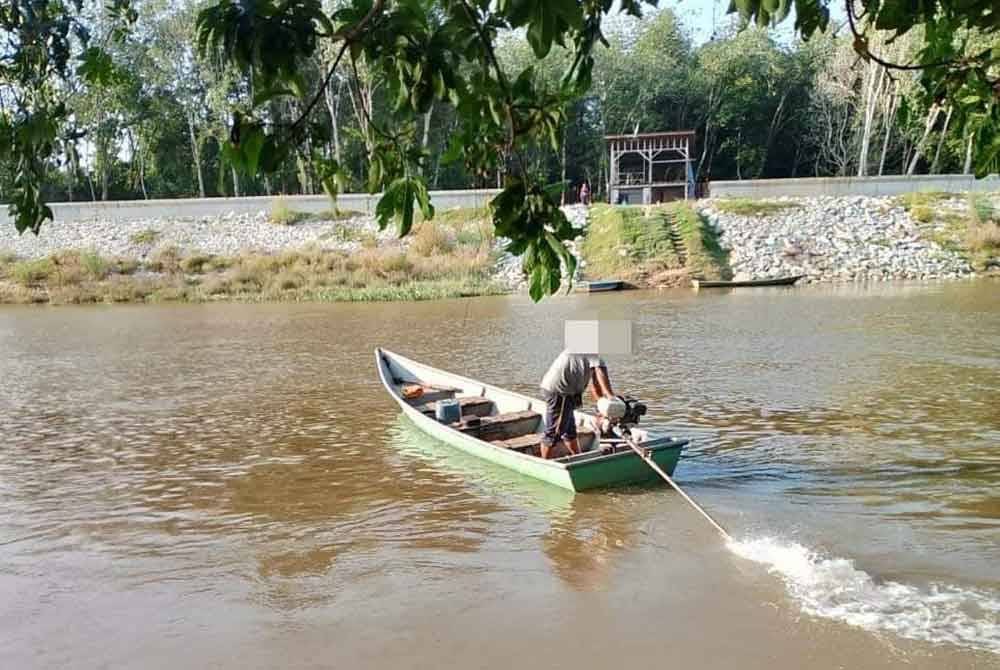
[591,365,615,399]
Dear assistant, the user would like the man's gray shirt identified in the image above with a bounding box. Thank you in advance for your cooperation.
[540,351,605,396]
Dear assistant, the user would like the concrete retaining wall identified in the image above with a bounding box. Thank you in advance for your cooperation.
[708,174,1000,199]
[0,189,500,225]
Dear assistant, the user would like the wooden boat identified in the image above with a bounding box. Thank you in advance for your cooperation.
[576,279,624,293]
[692,275,804,289]
[376,348,687,492]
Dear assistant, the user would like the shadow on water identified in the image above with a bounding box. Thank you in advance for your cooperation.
[387,413,643,591]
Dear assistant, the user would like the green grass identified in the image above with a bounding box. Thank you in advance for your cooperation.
[669,203,731,280]
[712,198,801,217]
[581,205,680,280]
[130,228,160,245]
[901,191,1000,271]
[307,208,365,222]
[580,204,730,285]
[11,258,55,285]
[268,196,310,226]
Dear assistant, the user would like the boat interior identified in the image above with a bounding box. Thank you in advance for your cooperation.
[397,379,603,460]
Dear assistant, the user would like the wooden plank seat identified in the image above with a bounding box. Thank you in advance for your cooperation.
[494,427,596,455]
[458,410,541,441]
[414,396,494,418]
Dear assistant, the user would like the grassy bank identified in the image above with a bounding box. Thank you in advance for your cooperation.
[0,210,505,305]
[580,203,729,286]
[898,192,1000,272]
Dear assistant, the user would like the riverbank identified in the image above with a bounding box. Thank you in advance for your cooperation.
[2,193,997,304]
[699,192,999,282]
[0,207,507,305]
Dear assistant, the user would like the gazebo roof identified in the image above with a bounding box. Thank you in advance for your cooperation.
[604,130,695,142]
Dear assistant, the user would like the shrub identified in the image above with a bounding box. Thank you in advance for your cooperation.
[148,246,182,273]
[909,204,935,223]
[11,258,54,285]
[180,254,214,274]
[130,228,160,245]
[80,250,108,279]
[410,224,454,256]
[269,196,304,226]
[111,257,140,275]
[966,222,1000,252]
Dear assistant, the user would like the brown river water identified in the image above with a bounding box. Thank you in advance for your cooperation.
[1,281,998,669]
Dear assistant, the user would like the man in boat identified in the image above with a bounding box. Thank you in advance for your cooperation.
[539,351,616,459]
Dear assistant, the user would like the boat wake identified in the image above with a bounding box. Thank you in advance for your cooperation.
[728,537,1000,655]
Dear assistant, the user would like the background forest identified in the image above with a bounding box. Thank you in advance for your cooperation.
[3,1,987,205]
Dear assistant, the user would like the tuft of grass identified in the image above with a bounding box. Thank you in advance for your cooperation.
[180,253,214,274]
[130,228,160,245]
[909,204,936,223]
[269,196,308,226]
[712,198,801,217]
[80,250,108,280]
[309,208,364,222]
[148,246,182,273]
[11,258,55,285]
[409,224,455,256]
[111,257,140,275]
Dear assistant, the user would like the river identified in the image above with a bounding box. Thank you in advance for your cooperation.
[1,281,998,669]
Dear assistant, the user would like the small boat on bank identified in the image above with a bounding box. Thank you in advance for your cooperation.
[692,275,804,289]
[375,348,687,492]
[576,279,625,293]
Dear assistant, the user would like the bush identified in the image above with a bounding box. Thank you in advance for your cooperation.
[909,204,935,223]
[130,229,160,245]
[11,258,55,285]
[410,224,454,256]
[180,254,214,274]
[269,197,305,226]
[80,250,108,279]
[966,222,1000,252]
[148,246,182,273]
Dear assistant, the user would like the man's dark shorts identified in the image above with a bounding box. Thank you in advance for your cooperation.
[541,391,582,447]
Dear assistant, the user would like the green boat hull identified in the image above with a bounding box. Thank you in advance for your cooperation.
[376,348,687,493]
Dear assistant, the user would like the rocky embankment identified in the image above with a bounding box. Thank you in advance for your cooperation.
[0,210,400,259]
[699,196,975,283]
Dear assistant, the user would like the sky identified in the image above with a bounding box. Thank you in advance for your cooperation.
[643,0,847,46]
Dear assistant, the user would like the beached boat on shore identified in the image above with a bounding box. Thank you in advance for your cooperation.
[692,275,804,289]
[375,348,687,492]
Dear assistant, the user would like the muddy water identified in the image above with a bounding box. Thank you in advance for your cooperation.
[1,282,998,669]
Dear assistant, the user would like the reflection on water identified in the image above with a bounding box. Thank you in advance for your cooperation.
[0,281,998,666]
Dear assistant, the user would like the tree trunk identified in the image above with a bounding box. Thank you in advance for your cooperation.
[420,101,435,176]
[324,78,343,164]
[906,104,942,175]
[231,167,241,197]
[877,92,897,176]
[929,105,953,174]
[857,63,884,177]
[759,90,788,178]
[187,112,206,198]
[560,122,567,205]
[65,145,75,201]
[963,131,975,174]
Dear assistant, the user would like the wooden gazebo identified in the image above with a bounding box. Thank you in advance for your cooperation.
[606,131,696,204]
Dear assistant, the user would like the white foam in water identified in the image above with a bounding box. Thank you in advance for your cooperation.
[728,537,1000,655]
